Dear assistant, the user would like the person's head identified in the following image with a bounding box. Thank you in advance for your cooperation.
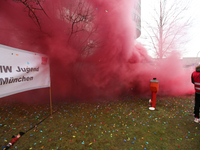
[196,64,200,72]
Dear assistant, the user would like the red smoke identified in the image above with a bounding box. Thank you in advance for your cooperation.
[0,0,194,102]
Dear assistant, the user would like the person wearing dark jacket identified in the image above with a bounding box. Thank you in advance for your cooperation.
[191,65,200,123]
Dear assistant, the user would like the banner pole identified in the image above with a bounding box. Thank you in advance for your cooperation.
[48,56,52,116]
[49,86,52,116]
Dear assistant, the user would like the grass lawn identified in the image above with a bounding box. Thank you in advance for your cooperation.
[0,95,200,150]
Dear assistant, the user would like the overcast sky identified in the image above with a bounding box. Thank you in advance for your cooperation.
[139,0,200,58]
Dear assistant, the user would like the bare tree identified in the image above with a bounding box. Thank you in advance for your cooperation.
[56,0,101,85]
[140,0,192,59]
[9,0,99,57]
[58,0,99,58]
[12,0,50,30]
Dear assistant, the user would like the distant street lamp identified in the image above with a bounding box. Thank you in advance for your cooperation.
[196,51,200,66]
[197,51,200,57]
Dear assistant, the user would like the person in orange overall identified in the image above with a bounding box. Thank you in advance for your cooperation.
[191,64,200,123]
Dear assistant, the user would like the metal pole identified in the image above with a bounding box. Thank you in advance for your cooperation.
[49,87,52,115]
[196,51,200,66]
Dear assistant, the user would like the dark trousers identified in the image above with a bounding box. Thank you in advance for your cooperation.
[194,93,200,118]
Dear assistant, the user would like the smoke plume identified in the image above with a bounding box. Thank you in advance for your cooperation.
[0,0,194,102]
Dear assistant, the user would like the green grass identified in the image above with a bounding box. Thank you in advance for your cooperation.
[0,95,200,150]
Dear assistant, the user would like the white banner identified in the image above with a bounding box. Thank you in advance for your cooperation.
[0,44,50,98]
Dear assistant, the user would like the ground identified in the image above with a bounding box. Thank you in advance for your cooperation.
[0,95,200,150]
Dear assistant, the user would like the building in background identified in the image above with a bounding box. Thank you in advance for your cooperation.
[133,0,141,38]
